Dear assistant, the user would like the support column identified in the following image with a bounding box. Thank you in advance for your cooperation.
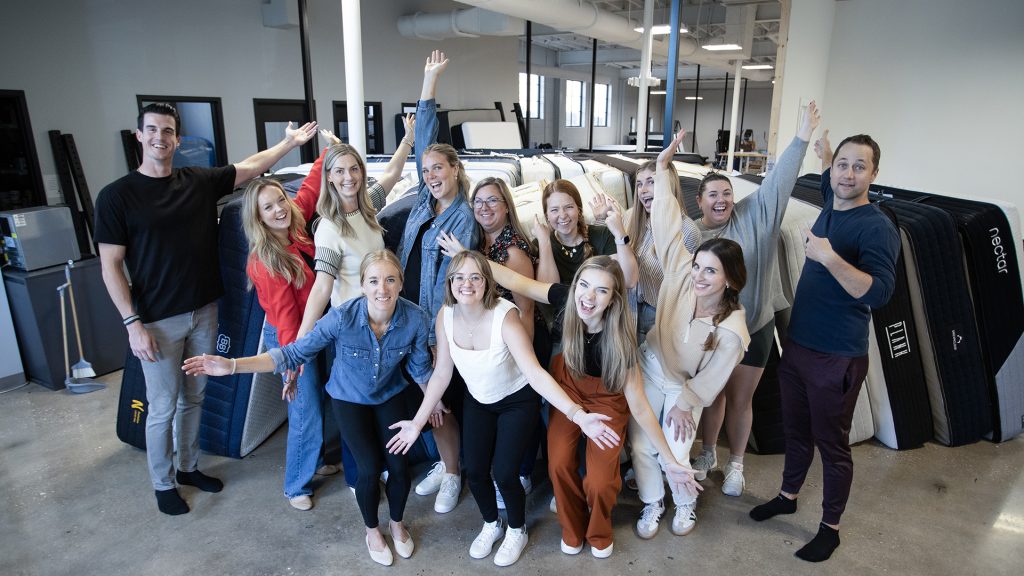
[341,0,366,156]
[726,59,742,173]
[634,0,655,152]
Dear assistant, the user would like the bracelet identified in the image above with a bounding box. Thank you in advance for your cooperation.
[231,358,237,375]
[401,138,414,148]
[123,314,141,326]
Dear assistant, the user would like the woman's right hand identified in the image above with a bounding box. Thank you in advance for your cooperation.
[576,411,621,450]
[423,50,448,80]
[437,229,467,257]
[386,420,423,454]
[320,128,342,146]
[531,214,552,243]
[658,130,687,170]
[182,354,231,377]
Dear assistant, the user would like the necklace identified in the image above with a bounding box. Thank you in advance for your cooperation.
[558,240,582,259]
[584,330,600,345]
[458,307,487,343]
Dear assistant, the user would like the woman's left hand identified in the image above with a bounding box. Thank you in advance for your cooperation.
[386,420,423,454]
[286,121,318,147]
[658,129,687,169]
[428,400,449,429]
[605,203,627,239]
[437,229,466,257]
[320,128,342,146]
[577,412,621,450]
[664,459,704,495]
[665,405,695,442]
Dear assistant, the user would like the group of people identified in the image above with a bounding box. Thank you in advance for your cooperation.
[98,49,899,567]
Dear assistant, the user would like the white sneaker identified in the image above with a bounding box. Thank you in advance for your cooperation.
[549,496,557,514]
[560,538,583,555]
[671,501,697,535]
[635,499,665,539]
[495,481,506,510]
[494,526,529,566]
[722,462,745,497]
[469,518,504,559]
[591,542,614,558]
[434,473,461,513]
[415,461,446,496]
[691,449,718,482]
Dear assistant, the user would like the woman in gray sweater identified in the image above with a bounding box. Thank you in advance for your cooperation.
[692,101,821,497]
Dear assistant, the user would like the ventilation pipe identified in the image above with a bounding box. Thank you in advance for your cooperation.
[398,7,525,40]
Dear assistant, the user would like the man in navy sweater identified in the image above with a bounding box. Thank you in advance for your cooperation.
[749,130,899,562]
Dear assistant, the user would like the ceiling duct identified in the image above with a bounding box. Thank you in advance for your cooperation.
[397,7,525,40]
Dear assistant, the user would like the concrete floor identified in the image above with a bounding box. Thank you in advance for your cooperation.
[1,371,1022,576]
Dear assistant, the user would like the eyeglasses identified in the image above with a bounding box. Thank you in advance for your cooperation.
[472,197,505,209]
[449,273,485,285]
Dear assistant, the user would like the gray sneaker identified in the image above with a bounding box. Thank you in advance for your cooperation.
[691,450,718,482]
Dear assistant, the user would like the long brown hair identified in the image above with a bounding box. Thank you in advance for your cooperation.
[561,256,638,393]
[628,160,688,256]
[542,179,592,258]
[423,143,471,201]
[693,238,746,351]
[442,250,500,309]
[241,178,311,289]
[471,177,535,257]
[317,144,384,237]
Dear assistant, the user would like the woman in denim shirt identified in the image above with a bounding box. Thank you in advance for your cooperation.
[184,250,441,566]
[398,50,479,514]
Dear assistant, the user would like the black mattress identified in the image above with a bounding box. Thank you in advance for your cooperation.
[879,198,991,446]
[875,186,1024,442]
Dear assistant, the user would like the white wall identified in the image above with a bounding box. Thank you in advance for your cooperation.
[820,0,1024,207]
[0,0,519,204]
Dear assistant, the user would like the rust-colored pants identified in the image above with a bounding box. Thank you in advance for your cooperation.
[547,354,630,550]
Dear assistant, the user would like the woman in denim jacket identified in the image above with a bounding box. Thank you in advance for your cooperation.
[398,50,479,514]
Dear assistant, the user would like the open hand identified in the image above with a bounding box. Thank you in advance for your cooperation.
[320,128,342,146]
[436,229,466,257]
[658,130,687,169]
[798,100,821,142]
[286,121,318,147]
[424,50,449,79]
[577,412,621,450]
[664,459,704,496]
[386,420,422,454]
[182,353,231,377]
[665,405,695,443]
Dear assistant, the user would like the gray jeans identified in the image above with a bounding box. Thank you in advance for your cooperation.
[140,302,218,490]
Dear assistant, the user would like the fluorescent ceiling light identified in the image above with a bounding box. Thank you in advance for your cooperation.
[742,64,774,70]
[702,42,743,51]
[649,90,667,95]
[634,25,688,35]
[684,96,703,100]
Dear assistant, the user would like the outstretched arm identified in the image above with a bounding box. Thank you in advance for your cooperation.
[437,230,554,303]
[183,352,276,376]
[377,113,416,194]
[234,121,318,186]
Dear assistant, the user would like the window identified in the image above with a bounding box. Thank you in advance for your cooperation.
[137,95,228,168]
[252,99,316,173]
[593,83,610,127]
[565,80,584,127]
[332,101,384,154]
[518,73,544,119]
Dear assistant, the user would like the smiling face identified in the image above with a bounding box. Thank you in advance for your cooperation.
[574,268,615,327]
[361,260,403,317]
[448,258,486,305]
[545,191,581,239]
[697,179,735,227]
[136,112,178,164]
[830,142,878,208]
[422,151,458,204]
[472,183,509,235]
[691,249,728,302]
[635,168,656,213]
[327,152,363,210]
[257,185,291,238]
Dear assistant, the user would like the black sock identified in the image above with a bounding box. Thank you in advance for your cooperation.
[176,469,224,493]
[749,494,797,521]
[155,488,189,515]
[795,523,840,562]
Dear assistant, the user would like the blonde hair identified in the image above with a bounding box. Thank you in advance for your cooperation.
[359,249,404,285]
[423,143,471,201]
[241,178,311,289]
[470,177,535,257]
[317,144,384,237]
[560,256,638,393]
[542,179,592,259]
[629,160,688,257]
[442,250,500,309]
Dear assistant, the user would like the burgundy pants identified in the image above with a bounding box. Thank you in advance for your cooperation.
[777,338,868,525]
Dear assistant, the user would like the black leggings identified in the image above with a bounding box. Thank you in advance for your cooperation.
[462,385,540,529]
[331,385,421,528]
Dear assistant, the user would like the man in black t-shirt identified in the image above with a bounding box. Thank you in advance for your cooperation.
[95,102,316,515]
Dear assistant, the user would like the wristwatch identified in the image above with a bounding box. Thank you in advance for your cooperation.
[615,235,630,246]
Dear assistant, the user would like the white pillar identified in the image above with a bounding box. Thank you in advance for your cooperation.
[726,59,742,173]
[634,0,655,152]
[342,0,366,156]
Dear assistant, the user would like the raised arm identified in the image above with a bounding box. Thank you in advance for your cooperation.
[532,214,560,284]
[605,204,638,288]
[814,129,833,172]
[376,113,416,194]
[234,121,318,186]
[651,132,694,269]
[415,51,448,180]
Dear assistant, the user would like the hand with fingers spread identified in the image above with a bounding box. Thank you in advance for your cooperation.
[797,100,821,142]
[386,419,422,454]
[658,130,688,169]
[286,121,318,148]
[575,412,621,450]
[436,229,467,258]
[665,405,696,443]
[319,128,342,146]
[664,459,704,495]
[588,191,614,224]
